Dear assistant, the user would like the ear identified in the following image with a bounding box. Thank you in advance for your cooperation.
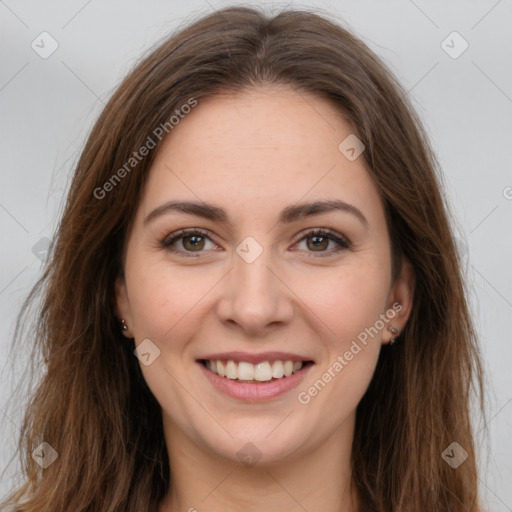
[114,274,134,338]
[383,258,415,344]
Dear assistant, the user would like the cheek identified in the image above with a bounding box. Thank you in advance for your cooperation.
[295,266,386,422]
[126,255,218,345]
[293,258,390,340]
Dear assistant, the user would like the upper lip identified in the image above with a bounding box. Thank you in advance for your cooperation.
[197,351,315,364]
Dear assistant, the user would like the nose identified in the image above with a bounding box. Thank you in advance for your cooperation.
[216,245,294,337]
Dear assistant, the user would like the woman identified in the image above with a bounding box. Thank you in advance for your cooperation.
[1,6,485,511]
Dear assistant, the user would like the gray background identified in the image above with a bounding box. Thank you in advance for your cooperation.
[1,0,511,509]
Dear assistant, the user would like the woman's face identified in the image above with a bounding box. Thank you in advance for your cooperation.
[115,85,413,465]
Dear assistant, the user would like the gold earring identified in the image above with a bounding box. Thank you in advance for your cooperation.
[389,327,399,345]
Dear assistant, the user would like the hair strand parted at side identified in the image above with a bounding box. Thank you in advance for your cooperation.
[1,6,485,512]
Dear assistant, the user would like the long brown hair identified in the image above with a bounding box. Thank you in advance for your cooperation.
[1,6,485,511]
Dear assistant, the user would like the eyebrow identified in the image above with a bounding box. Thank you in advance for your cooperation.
[144,199,368,228]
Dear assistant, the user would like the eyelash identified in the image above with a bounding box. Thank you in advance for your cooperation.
[161,228,351,258]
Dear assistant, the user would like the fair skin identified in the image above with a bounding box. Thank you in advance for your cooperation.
[115,85,413,512]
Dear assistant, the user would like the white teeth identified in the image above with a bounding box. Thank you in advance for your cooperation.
[237,361,255,380]
[225,360,237,379]
[254,362,273,381]
[204,359,305,381]
[272,360,284,378]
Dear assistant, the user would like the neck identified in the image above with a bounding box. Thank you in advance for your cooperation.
[158,413,361,512]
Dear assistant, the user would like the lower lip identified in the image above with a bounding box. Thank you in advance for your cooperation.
[197,361,314,402]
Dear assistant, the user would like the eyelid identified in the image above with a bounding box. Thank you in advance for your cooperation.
[162,228,218,250]
[161,227,351,256]
[290,226,350,247]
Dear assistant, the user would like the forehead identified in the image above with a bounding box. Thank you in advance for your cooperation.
[138,85,384,225]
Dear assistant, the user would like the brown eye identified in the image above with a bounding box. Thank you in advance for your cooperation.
[162,227,350,258]
[162,229,215,256]
[306,234,330,251]
[294,228,350,256]
[182,234,205,251]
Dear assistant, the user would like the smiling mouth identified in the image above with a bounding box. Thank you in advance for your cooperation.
[198,359,315,383]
